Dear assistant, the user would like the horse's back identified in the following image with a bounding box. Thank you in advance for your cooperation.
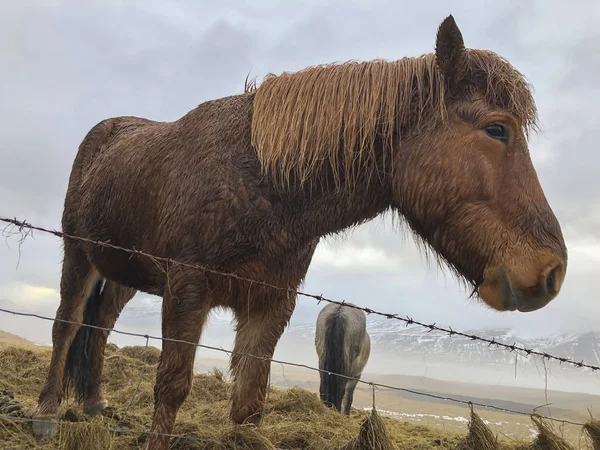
[315,302,370,383]
[316,303,368,352]
[65,93,254,229]
[317,303,367,327]
[62,93,258,292]
[64,115,165,211]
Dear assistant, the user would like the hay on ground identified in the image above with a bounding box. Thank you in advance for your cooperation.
[583,419,600,450]
[168,425,277,450]
[58,418,111,450]
[0,343,466,449]
[220,427,277,450]
[526,414,573,450]
[455,406,499,450]
[340,407,395,450]
[117,345,162,365]
[0,343,587,449]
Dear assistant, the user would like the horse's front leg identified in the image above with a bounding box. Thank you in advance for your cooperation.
[229,288,295,426]
[145,275,210,450]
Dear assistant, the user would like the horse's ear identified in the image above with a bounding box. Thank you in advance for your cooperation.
[435,15,468,86]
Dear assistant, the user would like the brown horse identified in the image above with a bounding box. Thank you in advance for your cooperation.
[33,15,567,450]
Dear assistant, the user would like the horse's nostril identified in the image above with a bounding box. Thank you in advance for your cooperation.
[545,265,559,295]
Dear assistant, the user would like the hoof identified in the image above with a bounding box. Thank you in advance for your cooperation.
[231,411,262,427]
[83,402,108,415]
[32,417,59,439]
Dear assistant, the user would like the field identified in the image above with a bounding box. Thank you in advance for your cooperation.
[0,332,598,449]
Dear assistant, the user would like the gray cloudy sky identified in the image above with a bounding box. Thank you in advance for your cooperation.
[1,1,599,347]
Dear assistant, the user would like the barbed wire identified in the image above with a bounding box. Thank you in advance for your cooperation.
[0,306,588,428]
[1,215,598,373]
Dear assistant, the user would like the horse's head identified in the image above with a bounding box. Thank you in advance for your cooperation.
[393,15,567,312]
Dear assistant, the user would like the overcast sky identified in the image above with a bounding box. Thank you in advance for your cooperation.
[1,1,599,349]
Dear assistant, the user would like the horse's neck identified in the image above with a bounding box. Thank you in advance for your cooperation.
[280,175,393,241]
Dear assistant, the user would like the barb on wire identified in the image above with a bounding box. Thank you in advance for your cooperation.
[1,215,598,373]
[0,306,587,428]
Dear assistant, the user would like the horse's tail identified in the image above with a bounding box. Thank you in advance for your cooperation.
[63,278,105,404]
[320,311,348,412]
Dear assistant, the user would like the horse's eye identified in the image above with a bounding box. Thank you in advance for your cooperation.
[483,123,509,144]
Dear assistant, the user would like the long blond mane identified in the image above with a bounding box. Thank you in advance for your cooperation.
[250,50,537,192]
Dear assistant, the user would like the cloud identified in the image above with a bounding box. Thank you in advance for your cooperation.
[313,241,404,273]
[13,284,58,303]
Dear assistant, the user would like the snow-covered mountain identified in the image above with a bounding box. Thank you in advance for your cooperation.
[286,319,600,373]
[119,304,600,375]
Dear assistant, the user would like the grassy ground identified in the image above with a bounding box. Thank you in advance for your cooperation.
[263,362,596,446]
[0,340,596,449]
[195,353,598,446]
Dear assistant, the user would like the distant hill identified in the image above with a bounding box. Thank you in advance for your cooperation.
[0,330,35,346]
[119,304,600,372]
[288,320,600,373]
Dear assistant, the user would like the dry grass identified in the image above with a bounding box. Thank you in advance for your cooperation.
[0,343,585,449]
[455,407,499,450]
[583,419,600,450]
[339,407,394,450]
[0,343,465,449]
[520,415,573,450]
[57,418,112,450]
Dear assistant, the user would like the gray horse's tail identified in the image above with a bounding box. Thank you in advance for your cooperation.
[63,278,105,404]
[319,311,348,411]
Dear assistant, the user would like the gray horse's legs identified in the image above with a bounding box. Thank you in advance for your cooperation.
[342,378,359,415]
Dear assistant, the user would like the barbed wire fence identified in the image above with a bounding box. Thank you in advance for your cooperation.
[0,214,597,445]
[1,216,598,373]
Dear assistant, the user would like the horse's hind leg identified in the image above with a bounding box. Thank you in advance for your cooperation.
[33,240,101,438]
[146,273,210,450]
[82,281,137,414]
[229,289,295,426]
[343,336,369,416]
[342,379,359,416]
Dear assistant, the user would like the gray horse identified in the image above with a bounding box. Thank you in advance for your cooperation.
[315,302,371,415]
